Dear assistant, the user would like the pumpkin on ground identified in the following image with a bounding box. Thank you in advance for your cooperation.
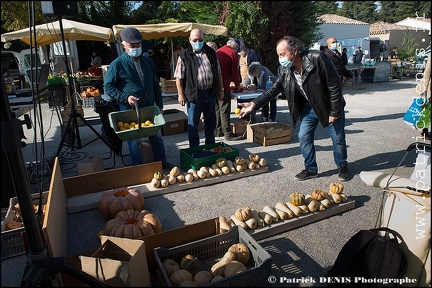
[98,187,144,220]
[103,209,157,239]
[289,192,305,206]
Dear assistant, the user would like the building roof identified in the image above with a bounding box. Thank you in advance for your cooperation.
[318,14,368,25]
[395,17,431,31]
[370,21,417,35]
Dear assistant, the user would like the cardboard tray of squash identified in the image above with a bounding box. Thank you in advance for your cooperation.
[218,183,356,241]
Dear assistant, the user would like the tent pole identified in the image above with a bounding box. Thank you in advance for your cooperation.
[171,39,174,79]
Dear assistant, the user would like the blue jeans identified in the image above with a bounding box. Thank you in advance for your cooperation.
[119,103,167,165]
[187,90,216,147]
[298,103,347,173]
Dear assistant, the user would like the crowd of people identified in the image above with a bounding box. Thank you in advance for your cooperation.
[103,25,428,182]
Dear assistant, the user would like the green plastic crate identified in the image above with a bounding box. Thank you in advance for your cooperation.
[180,142,239,171]
[154,226,272,287]
[108,106,165,141]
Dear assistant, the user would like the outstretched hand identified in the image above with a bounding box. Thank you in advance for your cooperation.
[237,102,256,119]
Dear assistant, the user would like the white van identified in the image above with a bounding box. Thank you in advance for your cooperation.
[1,50,28,89]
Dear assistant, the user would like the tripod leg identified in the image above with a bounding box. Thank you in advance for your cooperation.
[55,111,75,157]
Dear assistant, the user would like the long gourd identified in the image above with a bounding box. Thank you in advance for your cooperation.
[275,208,289,220]
[251,209,265,226]
[258,211,273,225]
[230,214,248,229]
[285,201,302,216]
[274,202,295,218]
[263,205,279,220]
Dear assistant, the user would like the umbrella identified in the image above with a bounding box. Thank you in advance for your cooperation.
[1,19,114,47]
[112,23,228,78]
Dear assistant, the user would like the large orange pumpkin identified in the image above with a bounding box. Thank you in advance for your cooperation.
[142,210,163,234]
[98,187,144,220]
[103,209,155,239]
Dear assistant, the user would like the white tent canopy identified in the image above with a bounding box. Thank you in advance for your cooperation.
[112,22,228,78]
[1,19,114,47]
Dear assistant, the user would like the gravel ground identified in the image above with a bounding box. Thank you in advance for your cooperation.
[1,77,429,287]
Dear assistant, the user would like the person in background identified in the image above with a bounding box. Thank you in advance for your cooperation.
[104,27,172,169]
[420,52,431,140]
[151,44,169,79]
[206,41,218,51]
[237,36,349,181]
[379,41,387,60]
[91,49,102,67]
[389,47,398,59]
[353,46,364,64]
[174,28,224,147]
[342,47,353,81]
[242,62,277,122]
[216,38,243,141]
[323,36,344,81]
[238,39,260,82]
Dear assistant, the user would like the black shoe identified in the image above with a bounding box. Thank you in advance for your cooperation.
[216,132,224,137]
[224,132,243,141]
[338,166,349,181]
[294,169,318,181]
[162,161,174,171]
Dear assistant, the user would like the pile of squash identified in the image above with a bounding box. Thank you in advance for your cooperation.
[150,153,267,188]
[162,243,251,287]
[219,182,348,232]
[97,187,162,239]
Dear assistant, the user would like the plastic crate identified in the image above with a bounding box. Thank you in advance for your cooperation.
[1,191,48,260]
[108,106,165,141]
[154,226,272,287]
[180,142,239,171]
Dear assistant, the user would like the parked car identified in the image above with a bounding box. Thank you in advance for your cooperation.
[1,50,28,89]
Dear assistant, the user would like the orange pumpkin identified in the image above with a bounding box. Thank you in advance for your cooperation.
[142,210,163,234]
[103,209,154,239]
[98,187,144,220]
[311,189,326,201]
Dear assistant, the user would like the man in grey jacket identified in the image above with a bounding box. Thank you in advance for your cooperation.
[238,36,349,181]
[104,27,170,168]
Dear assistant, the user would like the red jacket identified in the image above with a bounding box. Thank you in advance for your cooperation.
[216,45,240,91]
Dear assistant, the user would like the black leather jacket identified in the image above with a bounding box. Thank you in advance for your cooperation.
[252,50,345,128]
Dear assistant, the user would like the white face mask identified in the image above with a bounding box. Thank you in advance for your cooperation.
[279,56,293,69]
[330,43,338,50]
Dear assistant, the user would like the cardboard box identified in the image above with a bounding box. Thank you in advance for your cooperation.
[160,78,177,94]
[248,122,292,146]
[80,236,150,287]
[162,109,187,136]
[230,120,248,136]
[140,140,154,163]
[77,156,104,175]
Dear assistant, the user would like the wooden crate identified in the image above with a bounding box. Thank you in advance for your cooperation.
[160,78,177,94]
[253,122,292,146]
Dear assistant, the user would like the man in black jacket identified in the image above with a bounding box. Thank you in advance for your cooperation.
[238,36,349,181]
[174,28,224,147]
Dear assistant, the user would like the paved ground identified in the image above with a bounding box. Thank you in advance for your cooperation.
[1,77,430,286]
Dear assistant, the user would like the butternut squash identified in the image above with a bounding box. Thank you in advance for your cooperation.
[275,208,289,220]
[285,201,302,216]
[274,202,294,218]
[263,205,279,220]
[298,204,309,214]
[230,215,248,230]
[245,217,257,229]
[251,209,265,227]
[258,211,273,224]
[226,160,236,173]
[210,251,236,277]
[219,216,232,232]
[304,198,320,212]
[328,192,341,204]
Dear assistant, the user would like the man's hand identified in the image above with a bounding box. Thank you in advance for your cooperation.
[329,116,339,124]
[238,102,256,118]
[178,94,186,106]
[128,95,139,106]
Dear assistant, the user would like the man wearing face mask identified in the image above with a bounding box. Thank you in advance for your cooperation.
[174,28,224,147]
[237,36,349,181]
[104,27,171,169]
[322,36,344,81]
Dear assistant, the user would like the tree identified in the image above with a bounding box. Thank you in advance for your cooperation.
[315,1,339,15]
[397,31,420,60]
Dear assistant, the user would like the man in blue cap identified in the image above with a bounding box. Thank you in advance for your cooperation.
[104,27,172,169]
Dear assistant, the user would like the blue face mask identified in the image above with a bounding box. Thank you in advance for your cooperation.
[330,43,338,50]
[279,56,293,69]
[192,41,204,51]
[127,47,142,57]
